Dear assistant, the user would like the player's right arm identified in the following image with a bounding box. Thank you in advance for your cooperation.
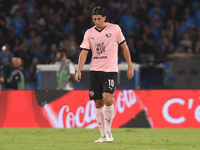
[76,29,91,82]
[75,50,89,82]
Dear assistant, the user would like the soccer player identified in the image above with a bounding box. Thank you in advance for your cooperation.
[75,6,134,143]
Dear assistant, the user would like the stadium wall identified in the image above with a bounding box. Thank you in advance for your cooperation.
[0,90,200,128]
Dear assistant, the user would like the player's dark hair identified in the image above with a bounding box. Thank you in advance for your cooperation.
[91,6,107,17]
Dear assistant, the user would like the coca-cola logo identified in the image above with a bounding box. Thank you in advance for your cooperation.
[58,101,96,128]
[44,90,139,128]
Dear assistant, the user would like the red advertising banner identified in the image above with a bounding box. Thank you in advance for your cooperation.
[137,90,200,128]
[0,90,200,128]
[0,90,51,127]
[41,90,143,128]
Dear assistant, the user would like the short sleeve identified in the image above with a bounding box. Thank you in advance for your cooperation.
[115,25,125,45]
[68,62,75,74]
[80,30,91,50]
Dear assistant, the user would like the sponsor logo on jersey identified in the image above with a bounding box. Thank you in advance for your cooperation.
[93,56,107,59]
[96,43,105,54]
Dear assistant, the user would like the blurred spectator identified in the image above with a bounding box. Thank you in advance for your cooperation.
[159,36,174,59]
[74,14,90,45]
[138,24,155,63]
[194,30,200,55]
[195,2,200,29]
[29,35,47,77]
[0,57,24,89]
[0,29,6,49]
[126,36,138,63]
[114,1,126,23]
[0,43,13,77]
[60,33,79,63]
[10,9,26,36]
[0,10,7,35]
[179,32,193,53]
[171,0,185,18]
[22,0,37,18]
[173,45,187,57]
[6,25,20,52]
[165,19,177,46]
[10,0,23,16]
[119,8,138,38]
[47,0,61,13]
[178,18,188,38]
[45,24,61,49]
[65,17,75,35]
[62,0,79,24]
[191,0,199,12]
[27,29,37,47]
[106,0,119,23]
[40,5,49,22]
[181,6,195,28]
[54,13,64,32]
[148,0,165,24]
[166,5,179,22]
[13,37,28,61]
[151,20,162,43]
[132,0,148,25]
[48,43,58,64]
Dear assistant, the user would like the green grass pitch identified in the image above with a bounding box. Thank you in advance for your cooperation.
[0,128,199,150]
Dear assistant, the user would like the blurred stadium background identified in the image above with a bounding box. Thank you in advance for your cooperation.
[1,0,200,89]
[0,0,200,131]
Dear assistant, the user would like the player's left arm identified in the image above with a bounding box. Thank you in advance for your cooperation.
[120,42,134,80]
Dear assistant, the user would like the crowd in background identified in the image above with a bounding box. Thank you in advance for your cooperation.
[0,0,200,84]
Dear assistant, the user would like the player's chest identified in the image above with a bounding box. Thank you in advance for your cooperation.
[89,31,115,45]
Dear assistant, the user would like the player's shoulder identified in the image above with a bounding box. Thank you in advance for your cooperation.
[85,26,96,34]
[106,22,121,30]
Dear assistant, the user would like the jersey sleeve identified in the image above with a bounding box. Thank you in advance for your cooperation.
[80,30,91,50]
[68,62,75,74]
[115,25,125,45]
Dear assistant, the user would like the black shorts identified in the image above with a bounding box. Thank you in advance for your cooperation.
[89,71,117,100]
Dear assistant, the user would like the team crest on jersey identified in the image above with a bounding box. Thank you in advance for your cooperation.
[105,33,111,38]
[89,91,95,97]
[96,43,105,54]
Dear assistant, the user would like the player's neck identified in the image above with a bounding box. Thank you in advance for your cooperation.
[96,22,106,31]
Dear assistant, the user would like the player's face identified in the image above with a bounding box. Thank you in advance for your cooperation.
[92,15,106,30]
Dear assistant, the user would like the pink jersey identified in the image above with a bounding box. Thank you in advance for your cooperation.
[80,22,125,72]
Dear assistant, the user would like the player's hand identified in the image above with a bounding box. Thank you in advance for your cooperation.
[75,71,82,82]
[0,77,4,83]
[127,66,134,80]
